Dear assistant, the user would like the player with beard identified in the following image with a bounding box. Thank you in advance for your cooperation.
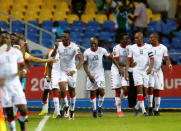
[51,30,84,120]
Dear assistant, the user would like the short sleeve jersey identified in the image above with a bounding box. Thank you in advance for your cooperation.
[84,47,110,74]
[0,47,24,78]
[111,44,128,72]
[151,44,168,71]
[128,43,153,71]
[57,42,82,72]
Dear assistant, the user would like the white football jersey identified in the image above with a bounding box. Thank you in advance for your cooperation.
[48,50,60,73]
[84,47,111,74]
[128,43,153,71]
[126,45,133,72]
[111,44,128,72]
[151,44,168,71]
[0,47,24,78]
[57,42,82,72]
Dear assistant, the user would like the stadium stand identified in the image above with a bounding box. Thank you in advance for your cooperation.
[0,0,180,64]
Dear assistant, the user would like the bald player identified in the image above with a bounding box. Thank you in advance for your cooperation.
[83,37,123,118]
[125,32,154,116]
[148,33,172,116]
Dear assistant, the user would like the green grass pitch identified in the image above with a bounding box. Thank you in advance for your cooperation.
[6,112,181,131]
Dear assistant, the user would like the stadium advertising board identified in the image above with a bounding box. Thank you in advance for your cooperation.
[25,66,181,99]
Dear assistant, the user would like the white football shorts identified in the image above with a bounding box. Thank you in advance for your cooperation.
[149,69,164,90]
[2,76,27,108]
[86,73,106,91]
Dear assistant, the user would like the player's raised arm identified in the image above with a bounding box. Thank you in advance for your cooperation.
[51,42,59,57]
[27,54,57,63]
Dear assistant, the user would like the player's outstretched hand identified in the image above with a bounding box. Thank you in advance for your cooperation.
[67,71,76,76]
[48,57,58,63]
[125,71,129,81]
[146,68,152,75]
[20,69,27,77]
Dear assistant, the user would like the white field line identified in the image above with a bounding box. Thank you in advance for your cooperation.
[35,116,50,131]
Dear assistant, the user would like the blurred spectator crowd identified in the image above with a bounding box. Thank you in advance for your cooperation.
[0,0,181,65]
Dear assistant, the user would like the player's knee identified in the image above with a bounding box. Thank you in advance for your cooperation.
[18,107,27,116]
[52,89,59,94]
[154,89,160,93]
[44,89,50,94]
[115,89,121,93]
[5,107,14,117]
[99,89,105,95]
[6,112,14,118]
[90,91,96,97]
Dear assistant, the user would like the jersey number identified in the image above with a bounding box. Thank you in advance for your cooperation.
[6,56,10,62]
[64,49,68,54]
[92,55,98,61]
[140,49,143,54]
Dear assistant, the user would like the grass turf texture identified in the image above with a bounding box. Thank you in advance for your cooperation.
[6,112,181,131]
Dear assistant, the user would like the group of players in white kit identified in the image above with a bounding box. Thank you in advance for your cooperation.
[40,30,173,119]
[0,30,173,130]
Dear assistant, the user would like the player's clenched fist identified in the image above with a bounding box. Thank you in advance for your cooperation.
[125,71,129,81]
[67,71,76,76]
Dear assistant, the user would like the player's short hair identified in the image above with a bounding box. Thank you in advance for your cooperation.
[63,30,70,34]
[14,37,24,45]
[120,33,128,39]
[10,33,16,36]
[56,35,62,39]
[90,37,98,41]
[151,33,159,39]
[1,31,9,34]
